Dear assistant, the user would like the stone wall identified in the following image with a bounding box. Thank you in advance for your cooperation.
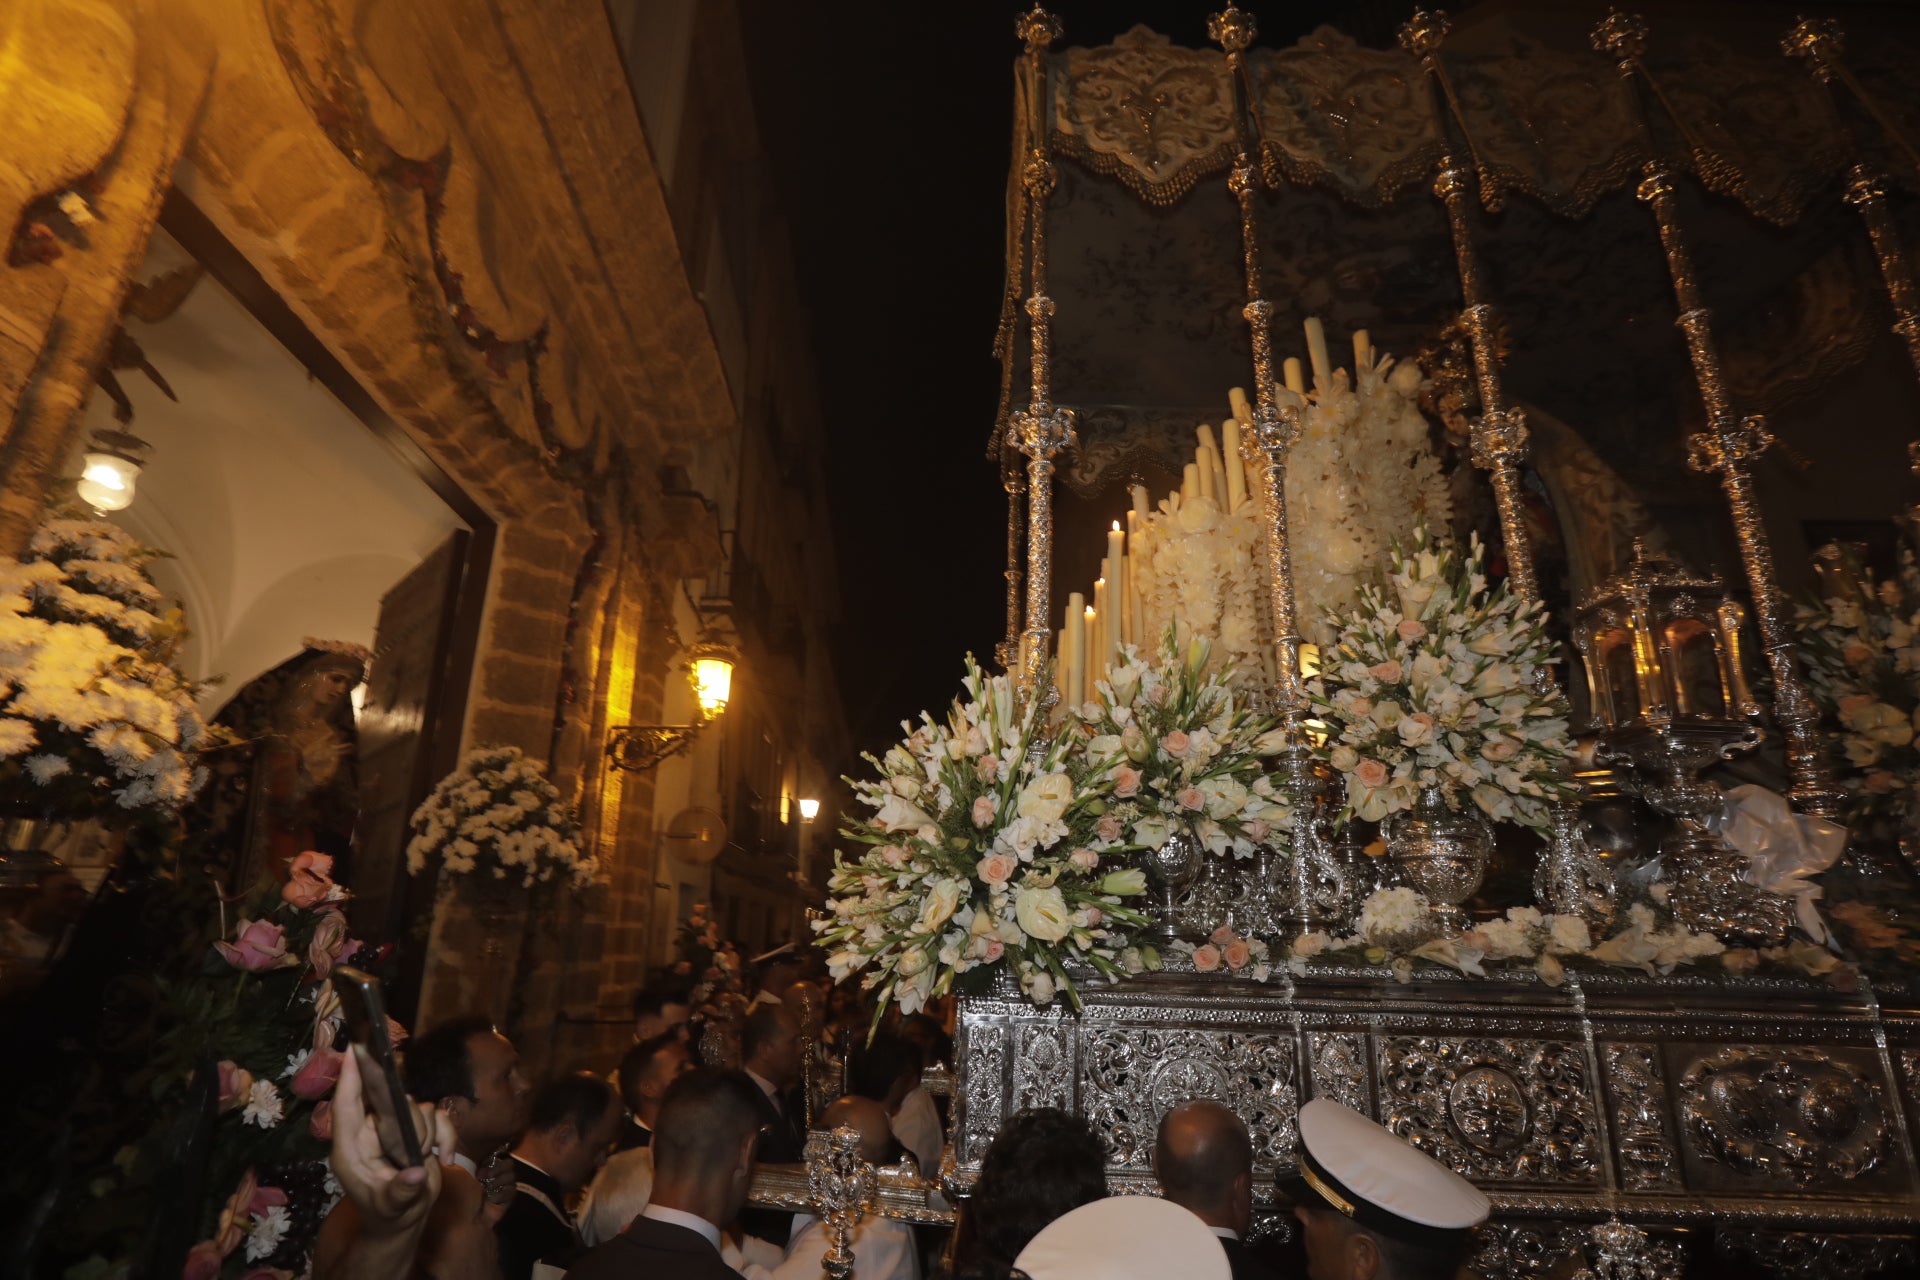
[0,0,810,1079]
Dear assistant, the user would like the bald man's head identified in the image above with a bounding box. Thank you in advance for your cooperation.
[1154,1100,1254,1234]
[819,1094,895,1165]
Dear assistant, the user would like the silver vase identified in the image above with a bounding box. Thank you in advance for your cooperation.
[1140,829,1203,944]
[1384,785,1492,936]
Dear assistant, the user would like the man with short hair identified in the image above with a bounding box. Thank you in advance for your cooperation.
[1279,1098,1490,1280]
[575,1031,697,1247]
[494,1071,622,1280]
[633,980,692,1044]
[1155,1100,1280,1280]
[849,1032,942,1178]
[614,1029,692,1151]
[739,1001,807,1245]
[403,1014,532,1211]
[565,1069,766,1280]
[749,946,804,1010]
[730,1095,920,1280]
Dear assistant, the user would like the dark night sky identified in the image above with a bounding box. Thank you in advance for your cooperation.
[738,2,1437,759]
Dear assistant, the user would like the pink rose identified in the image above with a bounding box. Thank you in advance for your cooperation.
[1069,847,1099,872]
[1095,814,1122,842]
[213,919,295,972]
[1176,786,1205,811]
[977,754,1000,782]
[1192,944,1223,972]
[972,795,998,828]
[1843,642,1875,669]
[308,1099,334,1141]
[1112,766,1142,798]
[216,1060,254,1114]
[291,1045,343,1100]
[1353,759,1390,789]
[1396,620,1427,642]
[1348,696,1372,718]
[1162,730,1191,758]
[1210,925,1236,945]
[976,853,1018,885]
[1083,907,1103,926]
[983,937,1005,963]
[307,910,350,979]
[1368,660,1404,684]
[1223,939,1252,970]
[1245,819,1271,843]
[282,851,342,910]
[1838,693,1875,723]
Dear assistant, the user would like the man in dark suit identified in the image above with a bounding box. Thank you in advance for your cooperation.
[566,1068,765,1280]
[738,1000,807,1245]
[493,1072,622,1280]
[614,1029,693,1152]
[1155,1100,1286,1280]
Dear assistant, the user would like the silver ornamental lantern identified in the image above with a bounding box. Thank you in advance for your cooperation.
[1572,543,1792,944]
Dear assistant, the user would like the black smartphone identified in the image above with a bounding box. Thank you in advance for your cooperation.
[333,966,425,1169]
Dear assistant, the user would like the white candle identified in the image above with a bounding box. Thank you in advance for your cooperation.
[1283,357,1306,396]
[1222,420,1248,513]
[1107,523,1127,652]
[1092,580,1109,688]
[1304,316,1331,392]
[1196,445,1218,502]
[1130,484,1150,521]
[1064,595,1086,713]
[1081,605,1096,705]
[1118,554,1133,650]
[1181,463,1199,501]
[1352,327,1371,375]
[1227,386,1253,425]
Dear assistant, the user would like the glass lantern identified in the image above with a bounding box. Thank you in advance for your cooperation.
[1572,541,1759,735]
[1570,541,1789,944]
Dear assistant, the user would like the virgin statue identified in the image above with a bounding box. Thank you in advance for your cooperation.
[190,639,368,889]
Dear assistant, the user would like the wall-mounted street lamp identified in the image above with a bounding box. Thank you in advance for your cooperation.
[797,797,820,822]
[607,632,739,772]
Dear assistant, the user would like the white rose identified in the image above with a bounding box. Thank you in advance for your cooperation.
[1013,884,1073,942]
[897,946,931,977]
[1017,772,1076,825]
[1025,970,1058,1005]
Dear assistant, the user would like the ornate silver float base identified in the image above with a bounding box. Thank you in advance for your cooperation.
[947,968,1920,1277]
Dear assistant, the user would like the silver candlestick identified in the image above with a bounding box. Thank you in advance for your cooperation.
[808,1125,877,1280]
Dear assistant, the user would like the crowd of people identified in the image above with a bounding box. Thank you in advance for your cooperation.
[308,946,1489,1280]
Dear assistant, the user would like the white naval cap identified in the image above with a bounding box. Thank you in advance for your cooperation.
[1277,1098,1490,1247]
[1012,1195,1232,1280]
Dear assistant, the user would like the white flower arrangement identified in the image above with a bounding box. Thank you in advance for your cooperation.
[1128,492,1276,696]
[1795,548,1920,833]
[815,657,1153,1015]
[1278,346,1453,647]
[1308,524,1577,833]
[1289,887,1721,986]
[406,745,596,891]
[1071,633,1291,861]
[241,1078,284,1129]
[0,515,212,820]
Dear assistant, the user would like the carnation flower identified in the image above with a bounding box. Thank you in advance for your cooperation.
[241,1080,284,1129]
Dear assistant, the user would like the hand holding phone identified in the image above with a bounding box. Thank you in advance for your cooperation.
[334,966,425,1169]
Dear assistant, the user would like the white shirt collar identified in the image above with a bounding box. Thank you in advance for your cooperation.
[744,1068,781,1102]
[1210,1226,1240,1242]
[641,1203,722,1251]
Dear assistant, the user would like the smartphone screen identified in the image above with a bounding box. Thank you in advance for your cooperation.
[334,966,425,1169]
